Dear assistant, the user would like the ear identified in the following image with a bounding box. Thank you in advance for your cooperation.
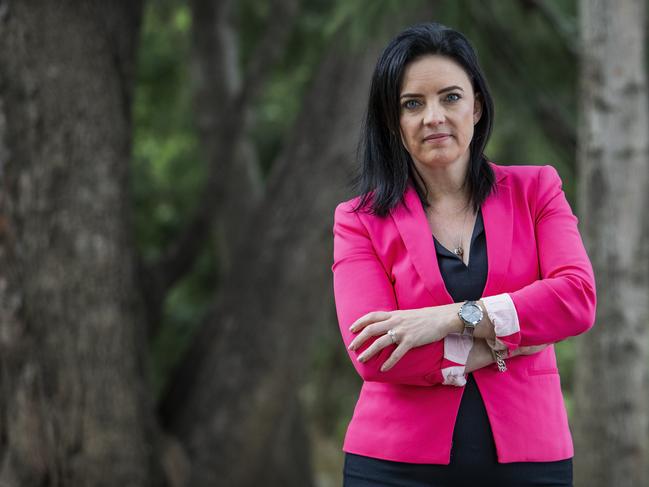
[473,93,483,125]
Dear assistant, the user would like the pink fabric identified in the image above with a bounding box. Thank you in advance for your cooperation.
[331,162,596,464]
[441,333,473,386]
[483,293,519,352]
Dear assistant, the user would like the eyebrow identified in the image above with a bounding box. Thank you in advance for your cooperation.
[400,85,464,98]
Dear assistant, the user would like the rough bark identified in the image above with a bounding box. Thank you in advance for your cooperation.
[0,2,159,486]
[573,1,649,486]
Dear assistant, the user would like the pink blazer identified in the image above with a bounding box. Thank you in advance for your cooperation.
[331,162,597,464]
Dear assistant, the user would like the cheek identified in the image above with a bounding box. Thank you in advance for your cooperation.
[457,107,476,141]
[462,124,475,142]
[400,118,417,142]
[399,119,414,146]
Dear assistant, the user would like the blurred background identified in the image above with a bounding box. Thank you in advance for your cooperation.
[0,0,647,486]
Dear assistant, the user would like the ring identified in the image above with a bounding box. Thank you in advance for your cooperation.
[387,328,397,344]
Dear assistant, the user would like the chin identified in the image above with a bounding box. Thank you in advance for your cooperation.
[417,154,460,167]
[417,147,470,166]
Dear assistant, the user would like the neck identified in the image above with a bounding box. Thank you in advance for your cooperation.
[413,160,471,208]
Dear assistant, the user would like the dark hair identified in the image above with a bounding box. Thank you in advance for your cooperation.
[350,22,496,217]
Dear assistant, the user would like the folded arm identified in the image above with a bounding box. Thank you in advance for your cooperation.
[332,202,451,386]
[492,166,596,353]
[447,167,596,359]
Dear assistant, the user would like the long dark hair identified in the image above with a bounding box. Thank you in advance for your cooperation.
[350,22,496,217]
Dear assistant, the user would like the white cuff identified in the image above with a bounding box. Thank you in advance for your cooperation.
[482,293,520,351]
[441,333,473,386]
[442,366,467,387]
[443,332,473,364]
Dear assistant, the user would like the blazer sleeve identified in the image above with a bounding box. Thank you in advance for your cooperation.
[500,165,597,351]
[332,201,463,386]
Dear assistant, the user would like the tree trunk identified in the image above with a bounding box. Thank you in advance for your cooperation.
[573,1,649,486]
[0,2,160,486]
[158,27,385,485]
[188,0,264,278]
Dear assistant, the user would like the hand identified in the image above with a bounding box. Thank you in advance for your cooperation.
[347,305,459,372]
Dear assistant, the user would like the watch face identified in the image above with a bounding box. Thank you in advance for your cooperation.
[462,303,482,324]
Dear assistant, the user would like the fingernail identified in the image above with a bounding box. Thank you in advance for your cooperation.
[358,355,365,362]
[348,343,355,350]
[349,325,356,332]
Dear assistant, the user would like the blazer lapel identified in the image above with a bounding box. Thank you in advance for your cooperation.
[390,165,511,304]
[481,170,512,297]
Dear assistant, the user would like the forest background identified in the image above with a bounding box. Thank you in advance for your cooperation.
[1,0,647,486]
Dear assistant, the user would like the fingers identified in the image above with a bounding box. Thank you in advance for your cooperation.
[355,333,394,363]
[380,342,410,372]
[355,333,410,372]
[348,313,392,351]
[349,310,392,333]
[349,321,389,351]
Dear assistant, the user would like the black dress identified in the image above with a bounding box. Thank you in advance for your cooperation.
[343,208,573,487]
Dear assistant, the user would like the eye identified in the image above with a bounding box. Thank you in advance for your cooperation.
[402,99,421,110]
[445,93,462,102]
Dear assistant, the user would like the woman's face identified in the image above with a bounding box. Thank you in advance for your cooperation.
[398,54,482,172]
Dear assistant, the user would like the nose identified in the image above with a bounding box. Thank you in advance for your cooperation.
[423,102,445,125]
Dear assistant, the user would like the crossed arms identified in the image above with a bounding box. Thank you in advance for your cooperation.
[331,165,597,386]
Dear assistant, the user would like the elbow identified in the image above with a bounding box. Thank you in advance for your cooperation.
[358,368,382,383]
[572,277,597,336]
[350,353,384,383]
[347,349,441,385]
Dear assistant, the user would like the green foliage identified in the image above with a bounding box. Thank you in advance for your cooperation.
[133,0,216,396]
[132,1,204,261]
[150,245,218,397]
[236,0,337,173]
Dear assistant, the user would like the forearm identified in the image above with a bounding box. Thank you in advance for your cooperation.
[464,338,496,373]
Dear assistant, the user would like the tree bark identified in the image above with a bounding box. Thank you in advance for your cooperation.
[573,1,649,486]
[0,2,159,486]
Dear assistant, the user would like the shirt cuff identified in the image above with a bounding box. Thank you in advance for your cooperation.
[441,333,473,387]
[442,366,468,387]
[482,293,520,353]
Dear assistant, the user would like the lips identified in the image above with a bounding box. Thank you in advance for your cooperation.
[423,133,451,142]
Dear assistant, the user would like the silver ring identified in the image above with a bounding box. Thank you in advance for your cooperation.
[387,328,397,344]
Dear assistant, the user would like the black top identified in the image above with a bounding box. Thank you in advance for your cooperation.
[433,208,498,466]
[432,207,488,303]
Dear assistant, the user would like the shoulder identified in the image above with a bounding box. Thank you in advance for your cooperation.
[490,162,568,219]
[334,196,363,222]
[490,161,561,185]
[490,162,564,197]
[332,196,371,236]
[333,190,386,227]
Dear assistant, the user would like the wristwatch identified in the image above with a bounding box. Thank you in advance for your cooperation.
[458,300,483,337]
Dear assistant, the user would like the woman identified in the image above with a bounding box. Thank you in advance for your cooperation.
[331,22,596,486]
